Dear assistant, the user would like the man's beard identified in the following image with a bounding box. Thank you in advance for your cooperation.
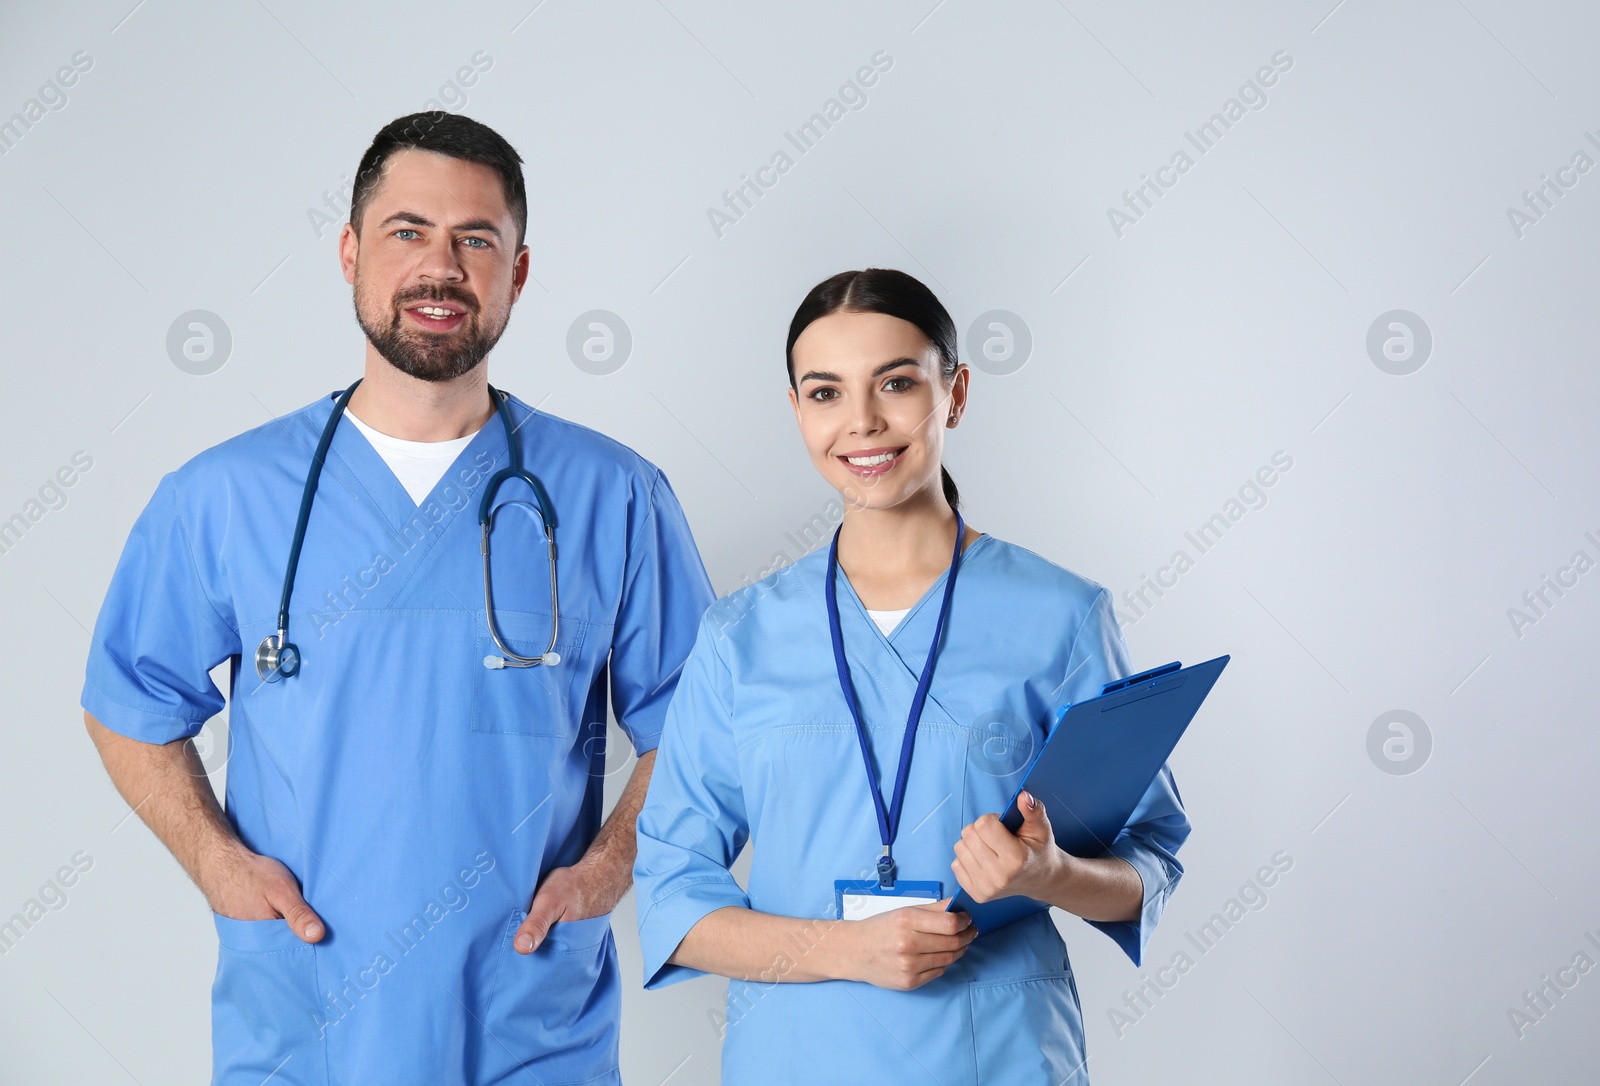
[354,280,511,383]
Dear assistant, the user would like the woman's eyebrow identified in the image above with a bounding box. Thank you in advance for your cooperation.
[872,357,919,377]
[798,358,919,384]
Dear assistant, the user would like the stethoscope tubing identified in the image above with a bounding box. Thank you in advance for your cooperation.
[258,381,561,680]
[479,387,560,668]
[274,379,362,643]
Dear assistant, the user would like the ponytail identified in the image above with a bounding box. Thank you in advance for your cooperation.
[941,467,960,510]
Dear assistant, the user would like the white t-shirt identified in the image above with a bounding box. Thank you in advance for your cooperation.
[346,411,481,506]
[865,607,911,637]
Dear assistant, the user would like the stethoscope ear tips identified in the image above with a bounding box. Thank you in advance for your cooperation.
[482,652,560,670]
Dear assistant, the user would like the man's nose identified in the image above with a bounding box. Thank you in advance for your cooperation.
[415,237,465,283]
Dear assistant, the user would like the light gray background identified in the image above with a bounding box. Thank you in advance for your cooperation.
[2,1,1596,1083]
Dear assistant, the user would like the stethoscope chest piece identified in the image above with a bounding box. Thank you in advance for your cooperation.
[255,633,300,682]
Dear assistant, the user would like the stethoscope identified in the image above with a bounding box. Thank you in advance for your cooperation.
[254,378,562,682]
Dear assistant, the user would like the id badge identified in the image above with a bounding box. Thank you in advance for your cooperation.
[834,879,942,921]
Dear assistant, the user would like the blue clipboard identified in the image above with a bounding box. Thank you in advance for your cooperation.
[948,654,1229,933]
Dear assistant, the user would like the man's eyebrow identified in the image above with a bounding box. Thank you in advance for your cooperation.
[378,211,503,240]
[379,211,433,230]
[452,218,504,240]
[797,358,919,383]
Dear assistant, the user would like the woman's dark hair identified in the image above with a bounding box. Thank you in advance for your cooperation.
[350,112,528,247]
[785,268,962,509]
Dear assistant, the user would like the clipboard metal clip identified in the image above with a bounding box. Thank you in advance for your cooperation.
[1100,661,1182,696]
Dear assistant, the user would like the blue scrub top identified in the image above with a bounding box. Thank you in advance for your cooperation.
[83,389,714,1086]
[635,535,1190,1085]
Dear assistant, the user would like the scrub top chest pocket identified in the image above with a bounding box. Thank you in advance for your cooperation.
[473,611,590,737]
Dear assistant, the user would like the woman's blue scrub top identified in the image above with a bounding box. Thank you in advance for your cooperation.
[82,390,713,1086]
[635,535,1190,1085]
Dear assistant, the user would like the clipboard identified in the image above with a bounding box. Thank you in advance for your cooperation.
[947,654,1229,933]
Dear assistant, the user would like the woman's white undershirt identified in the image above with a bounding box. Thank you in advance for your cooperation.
[864,607,911,637]
[346,411,481,506]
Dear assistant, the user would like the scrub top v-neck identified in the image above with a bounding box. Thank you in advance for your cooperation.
[345,408,481,506]
[865,607,910,636]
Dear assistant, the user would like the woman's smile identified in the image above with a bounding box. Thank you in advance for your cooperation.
[838,445,909,476]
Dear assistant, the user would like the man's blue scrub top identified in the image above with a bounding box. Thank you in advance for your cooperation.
[82,389,714,1086]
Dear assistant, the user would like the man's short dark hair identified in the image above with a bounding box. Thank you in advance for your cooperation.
[350,112,528,247]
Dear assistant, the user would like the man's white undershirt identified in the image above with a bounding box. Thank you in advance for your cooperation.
[346,411,482,506]
[865,607,911,637]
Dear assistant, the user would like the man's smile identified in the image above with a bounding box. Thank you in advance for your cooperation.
[403,301,468,332]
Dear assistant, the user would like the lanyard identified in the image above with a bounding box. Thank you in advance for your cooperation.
[825,514,966,888]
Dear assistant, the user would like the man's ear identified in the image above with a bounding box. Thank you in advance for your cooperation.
[338,222,359,286]
[511,244,530,302]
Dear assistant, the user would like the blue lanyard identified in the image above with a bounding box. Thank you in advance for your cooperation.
[825,514,966,888]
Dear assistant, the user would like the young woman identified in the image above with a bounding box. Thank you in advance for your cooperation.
[634,269,1189,1084]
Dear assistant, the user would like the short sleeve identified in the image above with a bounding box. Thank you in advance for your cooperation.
[1061,588,1191,966]
[633,613,751,988]
[81,474,239,744]
[608,469,715,755]
[1051,587,1134,708]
